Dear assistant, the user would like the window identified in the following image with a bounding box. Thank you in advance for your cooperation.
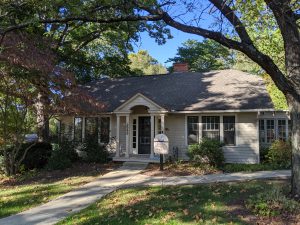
[85,117,98,139]
[202,116,220,141]
[266,119,275,143]
[277,119,286,141]
[100,117,110,144]
[223,116,235,145]
[187,116,199,144]
[74,117,83,142]
[259,119,266,143]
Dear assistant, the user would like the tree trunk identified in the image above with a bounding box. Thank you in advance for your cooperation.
[287,95,300,197]
[36,92,50,142]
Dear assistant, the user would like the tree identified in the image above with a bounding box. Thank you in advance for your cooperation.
[129,50,167,75]
[168,39,234,72]
[0,75,36,175]
[1,0,299,195]
[131,0,300,197]
[0,0,171,82]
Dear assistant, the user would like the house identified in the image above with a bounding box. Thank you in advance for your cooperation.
[57,63,290,164]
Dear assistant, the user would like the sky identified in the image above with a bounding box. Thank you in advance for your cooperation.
[132,1,215,67]
[133,28,204,67]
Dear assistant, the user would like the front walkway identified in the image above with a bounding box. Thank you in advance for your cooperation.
[0,162,149,225]
[0,166,291,225]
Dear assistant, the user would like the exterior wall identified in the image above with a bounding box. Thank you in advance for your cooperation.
[165,112,259,163]
[58,112,261,164]
[165,114,188,160]
[223,112,259,164]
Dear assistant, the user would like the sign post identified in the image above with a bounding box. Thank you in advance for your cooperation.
[154,134,169,171]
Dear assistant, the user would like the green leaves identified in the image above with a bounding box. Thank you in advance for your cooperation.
[128,50,167,75]
[168,39,235,72]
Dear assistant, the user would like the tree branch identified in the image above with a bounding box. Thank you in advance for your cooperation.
[0,14,163,36]
[137,3,296,96]
[208,0,253,45]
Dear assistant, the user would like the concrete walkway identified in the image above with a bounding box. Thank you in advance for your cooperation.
[0,167,291,225]
[124,170,291,187]
[0,162,149,225]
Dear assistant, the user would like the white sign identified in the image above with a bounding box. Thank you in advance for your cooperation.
[154,134,169,154]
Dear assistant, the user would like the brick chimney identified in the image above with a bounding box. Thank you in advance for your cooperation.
[173,62,189,73]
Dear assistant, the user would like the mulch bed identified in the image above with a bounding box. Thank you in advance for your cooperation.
[0,161,121,187]
[141,162,222,177]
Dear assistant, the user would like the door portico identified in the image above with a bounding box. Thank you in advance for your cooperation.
[113,93,167,161]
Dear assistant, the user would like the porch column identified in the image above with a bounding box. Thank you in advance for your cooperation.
[116,115,120,157]
[150,115,154,158]
[125,114,130,158]
[160,114,165,134]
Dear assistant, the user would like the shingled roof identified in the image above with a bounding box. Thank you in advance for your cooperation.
[80,69,274,112]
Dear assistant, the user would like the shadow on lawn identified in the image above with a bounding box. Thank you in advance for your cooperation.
[62,180,288,225]
[0,161,121,187]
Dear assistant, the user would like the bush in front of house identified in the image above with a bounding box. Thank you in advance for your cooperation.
[266,140,292,168]
[82,136,108,163]
[46,141,79,170]
[188,138,224,168]
[246,186,300,217]
[16,142,52,170]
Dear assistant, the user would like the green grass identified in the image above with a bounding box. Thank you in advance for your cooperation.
[58,180,287,225]
[0,162,119,218]
[222,163,290,173]
[0,176,96,218]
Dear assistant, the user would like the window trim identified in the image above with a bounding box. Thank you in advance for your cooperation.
[85,117,98,140]
[99,116,111,144]
[202,115,221,141]
[259,118,289,144]
[185,114,237,146]
[223,115,236,146]
[74,117,83,142]
[187,115,200,145]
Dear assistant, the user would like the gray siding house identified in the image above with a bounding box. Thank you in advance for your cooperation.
[58,67,290,164]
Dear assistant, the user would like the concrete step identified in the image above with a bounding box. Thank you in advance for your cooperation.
[122,161,149,170]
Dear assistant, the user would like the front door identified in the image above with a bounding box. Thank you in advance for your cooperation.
[138,116,151,154]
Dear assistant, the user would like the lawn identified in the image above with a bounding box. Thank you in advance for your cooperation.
[0,162,120,218]
[57,180,298,225]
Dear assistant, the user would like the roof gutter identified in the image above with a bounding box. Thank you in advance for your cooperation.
[168,109,280,113]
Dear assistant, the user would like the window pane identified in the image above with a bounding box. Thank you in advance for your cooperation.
[74,117,82,142]
[100,117,110,144]
[187,116,199,145]
[259,119,265,143]
[277,119,286,141]
[85,117,98,139]
[202,116,220,141]
[223,116,235,145]
[266,119,275,143]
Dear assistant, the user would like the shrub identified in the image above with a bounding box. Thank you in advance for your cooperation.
[259,147,269,163]
[246,187,300,217]
[0,155,4,174]
[46,141,79,170]
[18,142,52,170]
[188,138,224,167]
[82,136,108,163]
[267,140,291,168]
